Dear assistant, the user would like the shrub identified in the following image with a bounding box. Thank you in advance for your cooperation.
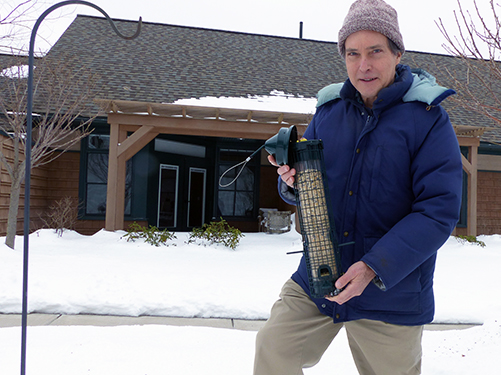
[455,235,486,248]
[123,222,176,247]
[187,218,244,250]
[41,197,81,237]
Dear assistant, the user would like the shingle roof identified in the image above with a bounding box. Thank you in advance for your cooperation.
[5,15,501,143]
[0,54,29,70]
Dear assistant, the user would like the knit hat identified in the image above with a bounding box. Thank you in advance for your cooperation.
[338,0,405,56]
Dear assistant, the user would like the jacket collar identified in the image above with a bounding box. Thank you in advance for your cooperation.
[316,64,455,109]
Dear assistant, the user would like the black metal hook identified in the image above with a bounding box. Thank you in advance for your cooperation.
[34,1,142,42]
[21,2,141,375]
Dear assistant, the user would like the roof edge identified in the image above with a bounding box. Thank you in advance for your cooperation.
[75,14,338,46]
[75,14,462,58]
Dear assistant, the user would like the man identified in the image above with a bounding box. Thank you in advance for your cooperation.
[253,0,463,374]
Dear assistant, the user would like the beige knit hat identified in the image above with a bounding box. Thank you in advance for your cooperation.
[338,0,405,56]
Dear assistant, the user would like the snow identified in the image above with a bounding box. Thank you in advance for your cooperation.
[173,90,317,114]
[0,229,500,374]
[0,64,31,79]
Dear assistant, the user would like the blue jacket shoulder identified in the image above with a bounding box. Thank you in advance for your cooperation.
[316,68,455,108]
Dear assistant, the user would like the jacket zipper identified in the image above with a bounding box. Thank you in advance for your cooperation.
[339,113,372,244]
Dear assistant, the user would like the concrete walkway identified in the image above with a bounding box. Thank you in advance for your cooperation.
[0,313,479,331]
[0,313,265,331]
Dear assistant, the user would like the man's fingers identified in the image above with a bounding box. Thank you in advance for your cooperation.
[267,155,295,186]
[326,283,357,305]
[325,262,376,305]
[267,155,278,166]
[335,272,350,290]
[277,165,295,187]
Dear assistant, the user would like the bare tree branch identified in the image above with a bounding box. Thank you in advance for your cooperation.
[0,54,99,248]
[0,0,38,54]
[436,0,501,135]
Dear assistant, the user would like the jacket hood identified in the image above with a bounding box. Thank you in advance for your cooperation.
[402,68,456,106]
[316,65,455,108]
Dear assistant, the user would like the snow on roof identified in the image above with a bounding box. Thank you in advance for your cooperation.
[173,90,317,115]
[0,65,31,79]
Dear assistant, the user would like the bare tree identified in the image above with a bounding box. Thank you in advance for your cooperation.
[437,0,501,129]
[0,55,98,248]
[0,0,38,54]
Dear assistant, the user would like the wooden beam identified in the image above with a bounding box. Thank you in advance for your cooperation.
[457,136,480,147]
[117,125,159,161]
[461,154,473,174]
[107,113,307,140]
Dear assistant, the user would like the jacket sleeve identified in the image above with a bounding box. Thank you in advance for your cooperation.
[361,107,463,291]
[277,177,296,205]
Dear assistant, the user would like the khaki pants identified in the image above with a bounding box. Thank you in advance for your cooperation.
[254,279,423,375]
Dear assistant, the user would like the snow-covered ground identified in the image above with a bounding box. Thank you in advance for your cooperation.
[1,229,500,374]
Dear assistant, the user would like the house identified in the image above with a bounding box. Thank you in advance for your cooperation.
[1,15,500,236]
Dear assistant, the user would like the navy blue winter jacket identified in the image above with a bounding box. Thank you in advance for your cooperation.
[280,64,463,325]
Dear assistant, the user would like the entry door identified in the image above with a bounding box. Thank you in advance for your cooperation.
[157,164,207,230]
[187,168,206,228]
[157,165,179,228]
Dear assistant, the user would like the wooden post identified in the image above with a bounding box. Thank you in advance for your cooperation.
[105,123,127,231]
[467,143,478,237]
[459,137,479,237]
[105,123,159,231]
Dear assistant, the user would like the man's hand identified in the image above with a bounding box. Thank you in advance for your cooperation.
[268,155,296,187]
[326,261,376,305]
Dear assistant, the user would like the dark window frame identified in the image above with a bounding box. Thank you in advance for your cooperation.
[79,124,133,220]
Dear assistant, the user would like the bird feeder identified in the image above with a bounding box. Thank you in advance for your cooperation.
[291,138,342,298]
[265,125,342,298]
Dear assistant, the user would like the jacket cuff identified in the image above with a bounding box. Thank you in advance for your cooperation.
[278,177,296,205]
[365,262,387,291]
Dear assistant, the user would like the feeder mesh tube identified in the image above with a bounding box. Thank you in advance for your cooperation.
[292,140,342,298]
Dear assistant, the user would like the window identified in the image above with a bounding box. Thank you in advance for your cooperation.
[82,133,132,217]
[217,148,259,218]
[86,153,109,214]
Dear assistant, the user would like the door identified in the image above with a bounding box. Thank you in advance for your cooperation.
[157,163,207,230]
[187,168,206,228]
[157,164,179,228]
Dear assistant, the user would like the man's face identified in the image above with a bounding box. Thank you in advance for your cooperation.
[344,30,402,108]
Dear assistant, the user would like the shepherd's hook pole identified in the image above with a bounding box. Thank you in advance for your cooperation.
[21,2,141,374]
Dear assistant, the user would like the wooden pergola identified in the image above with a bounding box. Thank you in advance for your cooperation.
[96,99,311,231]
[97,99,486,236]
[454,125,488,237]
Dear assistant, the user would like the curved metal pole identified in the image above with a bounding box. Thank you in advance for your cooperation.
[22,2,141,374]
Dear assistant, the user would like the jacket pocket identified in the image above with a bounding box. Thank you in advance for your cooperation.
[355,267,423,314]
[358,236,423,314]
